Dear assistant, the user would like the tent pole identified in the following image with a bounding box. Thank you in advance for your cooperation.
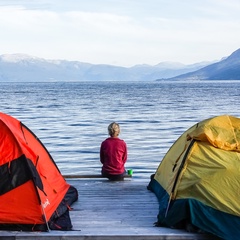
[165,140,195,218]
[165,193,173,217]
[41,203,51,232]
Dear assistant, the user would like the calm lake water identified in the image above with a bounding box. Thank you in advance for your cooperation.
[1,80,239,179]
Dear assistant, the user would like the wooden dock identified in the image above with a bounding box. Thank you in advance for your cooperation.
[0,178,219,239]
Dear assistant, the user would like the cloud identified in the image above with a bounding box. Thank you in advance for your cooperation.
[0,1,240,66]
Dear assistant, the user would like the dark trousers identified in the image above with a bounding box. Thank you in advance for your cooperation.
[101,170,126,181]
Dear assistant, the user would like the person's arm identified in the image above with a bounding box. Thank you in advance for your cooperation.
[100,144,104,164]
[122,142,127,163]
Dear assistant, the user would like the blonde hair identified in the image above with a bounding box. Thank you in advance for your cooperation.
[108,122,120,137]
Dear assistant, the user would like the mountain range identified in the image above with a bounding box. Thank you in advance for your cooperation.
[0,54,211,82]
[165,48,240,81]
[0,48,239,82]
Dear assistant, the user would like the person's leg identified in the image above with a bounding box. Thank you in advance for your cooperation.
[102,171,125,181]
[108,174,124,181]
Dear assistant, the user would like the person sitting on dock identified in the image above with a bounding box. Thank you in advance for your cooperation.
[100,122,128,181]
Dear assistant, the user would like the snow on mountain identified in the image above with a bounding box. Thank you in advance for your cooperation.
[0,53,212,82]
[1,53,43,63]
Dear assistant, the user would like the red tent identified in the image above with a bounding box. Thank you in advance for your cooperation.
[0,112,78,231]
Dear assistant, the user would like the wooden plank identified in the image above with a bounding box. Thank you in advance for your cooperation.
[63,174,132,179]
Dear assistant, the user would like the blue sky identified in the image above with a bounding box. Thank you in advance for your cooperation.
[0,0,240,66]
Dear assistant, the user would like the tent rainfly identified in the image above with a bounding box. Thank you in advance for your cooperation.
[148,115,240,240]
[0,112,78,231]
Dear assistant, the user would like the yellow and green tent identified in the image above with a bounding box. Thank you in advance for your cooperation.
[148,115,240,240]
